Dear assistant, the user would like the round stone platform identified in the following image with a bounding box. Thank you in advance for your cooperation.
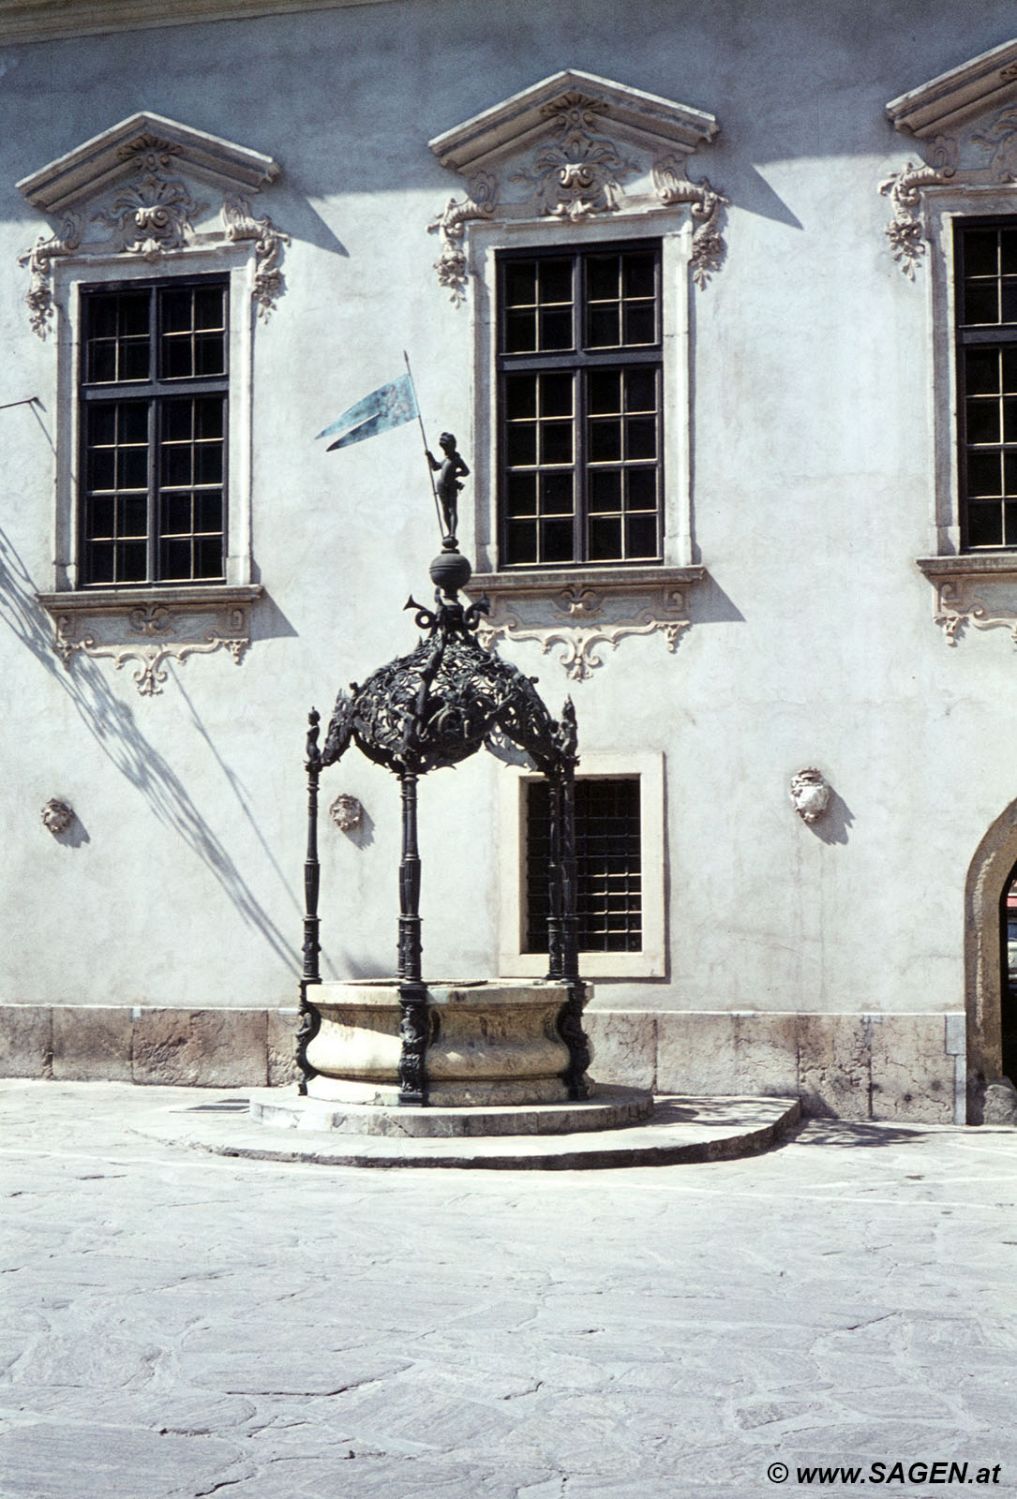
[251,1083,653,1137]
[138,1093,802,1170]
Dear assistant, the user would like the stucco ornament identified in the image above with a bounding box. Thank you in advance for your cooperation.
[652,157,728,287]
[514,92,635,220]
[427,173,496,305]
[878,147,957,279]
[789,769,831,824]
[328,793,364,834]
[41,798,75,835]
[94,137,204,257]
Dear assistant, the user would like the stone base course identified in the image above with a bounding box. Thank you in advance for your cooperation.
[0,1003,967,1122]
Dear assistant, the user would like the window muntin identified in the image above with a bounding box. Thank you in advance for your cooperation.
[79,279,228,586]
[956,222,1017,551]
[524,777,642,953]
[498,244,662,568]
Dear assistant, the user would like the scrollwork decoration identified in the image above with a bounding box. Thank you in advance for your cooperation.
[652,156,728,287]
[514,92,635,221]
[18,215,82,338]
[222,194,291,317]
[878,140,957,279]
[973,109,1017,182]
[52,606,252,696]
[427,172,497,305]
[94,138,205,258]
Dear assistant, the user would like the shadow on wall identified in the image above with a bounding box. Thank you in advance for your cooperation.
[0,523,301,976]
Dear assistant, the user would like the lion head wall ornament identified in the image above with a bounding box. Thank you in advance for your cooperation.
[41,798,75,835]
[789,769,831,825]
[328,793,364,834]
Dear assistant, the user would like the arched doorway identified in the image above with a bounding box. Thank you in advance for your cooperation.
[964,801,1017,1119]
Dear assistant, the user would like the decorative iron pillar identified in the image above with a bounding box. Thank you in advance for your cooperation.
[545,771,565,981]
[397,770,428,1104]
[297,709,323,1093]
[556,757,591,1099]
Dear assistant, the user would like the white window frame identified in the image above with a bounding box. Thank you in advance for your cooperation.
[468,211,695,575]
[497,749,666,979]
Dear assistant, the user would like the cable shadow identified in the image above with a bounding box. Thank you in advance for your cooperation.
[0,524,298,974]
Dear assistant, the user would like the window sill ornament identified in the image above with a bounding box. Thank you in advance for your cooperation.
[17,112,289,336]
[916,556,1017,649]
[468,566,704,681]
[789,769,831,825]
[427,69,724,305]
[881,39,1017,278]
[36,585,261,696]
[41,798,75,836]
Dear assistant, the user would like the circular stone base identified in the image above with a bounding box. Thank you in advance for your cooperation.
[249,1083,653,1138]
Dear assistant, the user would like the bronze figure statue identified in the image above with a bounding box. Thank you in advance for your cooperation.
[425,432,469,545]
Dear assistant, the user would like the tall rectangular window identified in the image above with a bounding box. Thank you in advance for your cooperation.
[79,278,228,585]
[498,243,662,568]
[524,777,642,953]
[956,222,1017,550]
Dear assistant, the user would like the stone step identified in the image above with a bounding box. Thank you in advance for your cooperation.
[137,1093,801,1170]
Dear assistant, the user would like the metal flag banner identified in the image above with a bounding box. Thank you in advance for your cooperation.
[316,373,419,451]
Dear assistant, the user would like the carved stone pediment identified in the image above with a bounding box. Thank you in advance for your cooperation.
[881,40,1017,277]
[467,565,705,682]
[17,112,289,335]
[427,70,725,303]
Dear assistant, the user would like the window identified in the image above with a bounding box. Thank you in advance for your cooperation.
[79,278,228,586]
[956,221,1017,551]
[524,777,642,953]
[498,242,662,568]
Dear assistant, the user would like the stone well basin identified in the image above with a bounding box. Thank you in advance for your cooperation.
[304,978,593,1107]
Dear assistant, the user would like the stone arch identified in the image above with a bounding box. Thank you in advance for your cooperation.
[964,799,1017,1119]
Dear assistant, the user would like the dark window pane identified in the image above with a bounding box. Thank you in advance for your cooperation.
[1002,282,1017,325]
[88,296,119,338]
[589,469,621,513]
[542,517,574,562]
[968,503,1003,546]
[195,331,226,376]
[624,367,657,412]
[622,253,655,298]
[588,370,621,415]
[540,373,573,417]
[118,293,149,335]
[162,492,193,534]
[589,515,622,560]
[627,468,657,510]
[964,282,999,325]
[507,423,537,466]
[507,520,537,564]
[119,337,150,381]
[161,289,193,333]
[89,403,117,445]
[587,255,619,301]
[588,305,619,347]
[194,285,225,330]
[506,376,537,420]
[88,341,117,383]
[117,541,148,582]
[194,444,223,485]
[969,450,1002,495]
[507,473,537,516]
[195,398,224,440]
[87,448,116,491]
[1004,349,1017,393]
[541,422,572,465]
[965,230,999,277]
[505,309,536,353]
[163,400,193,441]
[1003,231,1017,276]
[589,419,621,462]
[1003,398,1017,443]
[540,471,573,515]
[162,335,193,379]
[1006,503,1017,546]
[119,404,148,443]
[162,445,191,487]
[626,417,657,460]
[118,494,148,537]
[195,492,223,533]
[966,348,1001,395]
[623,303,656,346]
[87,496,114,537]
[626,513,658,557]
[161,538,192,578]
[118,447,148,489]
[539,308,572,350]
[88,543,114,583]
[1006,451,1017,495]
[505,261,537,307]
[539,259,573,304]
[194,536,224,578]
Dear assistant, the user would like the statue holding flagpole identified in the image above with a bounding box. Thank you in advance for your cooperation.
[315,354,468,550]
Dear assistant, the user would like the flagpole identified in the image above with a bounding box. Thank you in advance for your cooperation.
[403,351,446,544]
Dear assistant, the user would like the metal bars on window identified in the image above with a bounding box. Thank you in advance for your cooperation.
[79,279,228,586]
[956,223,1017,551]
[498,244,662,568]
[525,777,642,953]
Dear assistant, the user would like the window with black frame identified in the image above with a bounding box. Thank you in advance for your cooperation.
[956,222,1017,551]
[79,278,228,586]
[498,243,662,568]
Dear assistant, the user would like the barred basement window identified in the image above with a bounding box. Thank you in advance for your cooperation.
[956,222,1017,551]
[524,777,642,953]
[498,242,662,568]
[79,278,228,586]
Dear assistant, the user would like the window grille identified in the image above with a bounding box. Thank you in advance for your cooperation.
[79,278,228,586]
[524,777,642,953]
[498,244,662,567]
[955,222,1017,550]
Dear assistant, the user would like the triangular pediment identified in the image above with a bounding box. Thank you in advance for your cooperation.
[18,111,280,214]
[429,69,718,174]
[887,38,1017,138]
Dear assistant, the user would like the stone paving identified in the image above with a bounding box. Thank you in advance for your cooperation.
[1,1081,1017,1499]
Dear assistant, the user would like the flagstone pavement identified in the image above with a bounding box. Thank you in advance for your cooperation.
[1,1080,1016,1499]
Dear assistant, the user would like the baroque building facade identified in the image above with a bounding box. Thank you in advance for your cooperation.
[3,0,1017,1123]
